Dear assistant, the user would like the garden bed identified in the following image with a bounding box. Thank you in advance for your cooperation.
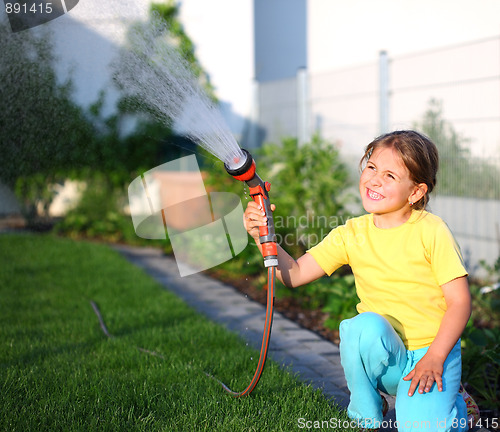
[208,268,341,344]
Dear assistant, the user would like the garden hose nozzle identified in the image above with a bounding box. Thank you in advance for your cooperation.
[225,149,278,268]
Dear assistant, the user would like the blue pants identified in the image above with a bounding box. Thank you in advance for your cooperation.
[339,312,468,431]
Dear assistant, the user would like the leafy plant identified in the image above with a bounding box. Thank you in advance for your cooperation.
[54,172,138,244]
[480,256,500,282]
[54,0,220,245]
[0,21,100,229]
[14,173,60,229]
[462,256,500,414]
[274,269,358,331]
[461,322,500,413]
[255,135,357,257]
[468,257,500,329]
[320,274,358,330]
[469,283,500,330]
[2,0,216,231]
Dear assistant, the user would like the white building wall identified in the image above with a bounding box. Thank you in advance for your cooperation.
[50,0,151,116]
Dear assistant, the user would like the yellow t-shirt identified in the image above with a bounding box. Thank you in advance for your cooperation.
[307,211,468,350]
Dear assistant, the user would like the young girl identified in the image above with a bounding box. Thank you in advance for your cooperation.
[243,131,479,431]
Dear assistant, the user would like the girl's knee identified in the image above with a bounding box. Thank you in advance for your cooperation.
[340,312,407,388]
[340,312,393,341]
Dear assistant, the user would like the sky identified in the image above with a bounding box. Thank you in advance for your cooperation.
[309,0,500,71]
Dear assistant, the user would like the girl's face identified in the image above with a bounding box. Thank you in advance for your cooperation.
[359,146,425,228]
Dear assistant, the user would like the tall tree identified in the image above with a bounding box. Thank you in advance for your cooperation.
[0,22,95,188]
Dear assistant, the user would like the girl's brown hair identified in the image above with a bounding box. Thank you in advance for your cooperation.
[359,130,439,210]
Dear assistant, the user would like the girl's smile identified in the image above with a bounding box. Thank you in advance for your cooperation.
[366,188,385,201]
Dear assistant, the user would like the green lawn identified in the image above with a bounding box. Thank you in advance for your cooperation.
[0,234,351,431]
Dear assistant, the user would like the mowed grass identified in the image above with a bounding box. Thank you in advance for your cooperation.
[0,234,352,431]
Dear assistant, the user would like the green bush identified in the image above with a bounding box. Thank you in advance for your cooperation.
[54,173,136,244]
[469,283,500,330]
[461,323,500,412]
[320,274,358,330]
[462,257,500,413]
[256,135,356,257]
[14,173,60,229]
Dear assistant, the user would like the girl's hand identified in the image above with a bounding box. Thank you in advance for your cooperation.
[243,201,276,242]
[403,352,444,396]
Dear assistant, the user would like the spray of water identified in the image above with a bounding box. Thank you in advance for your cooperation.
[112,13,245,169]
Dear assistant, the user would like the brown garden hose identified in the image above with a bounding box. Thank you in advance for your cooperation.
[205,266,275,397]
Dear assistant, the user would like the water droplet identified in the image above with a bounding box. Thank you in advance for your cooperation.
[112,14,242,165]
[250,357,253,361]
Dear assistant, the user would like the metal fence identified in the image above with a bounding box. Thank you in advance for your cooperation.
[254,36,500,275]
[389,36,500,202]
